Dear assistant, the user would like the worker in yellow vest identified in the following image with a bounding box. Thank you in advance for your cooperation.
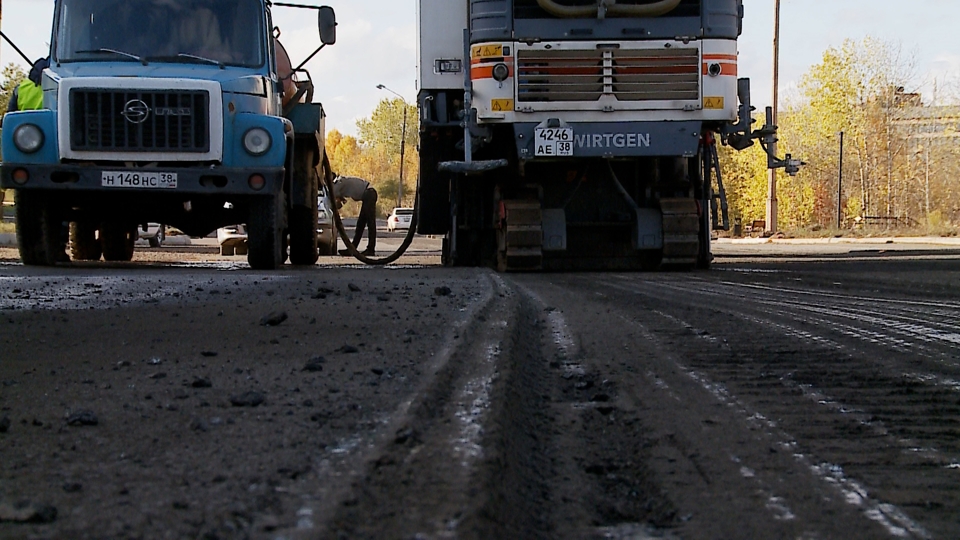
[7,58,48,113]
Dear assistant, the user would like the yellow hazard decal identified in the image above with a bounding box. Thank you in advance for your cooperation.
[472,44,503,59]
[491,99,514,112]
[704,97,725,110]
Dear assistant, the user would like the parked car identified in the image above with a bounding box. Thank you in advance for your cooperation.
[217,188,336,257]
[217,224,248,256]
[139,223,165,248]
[318,184,337,255]
[387,207,414,232]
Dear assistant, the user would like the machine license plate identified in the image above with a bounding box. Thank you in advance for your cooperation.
[535,127,574,157]
[101,171,178,189]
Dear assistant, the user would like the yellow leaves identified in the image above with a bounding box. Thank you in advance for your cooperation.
[324,98,422,218]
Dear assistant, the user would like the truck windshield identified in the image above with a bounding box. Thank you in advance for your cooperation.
[55,0,265,68]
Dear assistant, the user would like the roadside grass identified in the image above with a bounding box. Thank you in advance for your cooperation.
[719,223,960,240]
[784,224,959,239]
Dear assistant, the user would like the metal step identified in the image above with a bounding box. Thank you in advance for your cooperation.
[500,200,543,271]
[660,198,700,266]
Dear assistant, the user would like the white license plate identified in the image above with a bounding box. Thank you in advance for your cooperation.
[535,127,574,157]
[101,171,178,189]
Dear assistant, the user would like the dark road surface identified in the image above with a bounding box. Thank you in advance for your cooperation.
[1,247,959,539]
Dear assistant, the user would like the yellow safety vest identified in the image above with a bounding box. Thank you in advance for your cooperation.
[16,80,43,111]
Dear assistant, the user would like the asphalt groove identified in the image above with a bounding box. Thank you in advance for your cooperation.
[563,273,957,538]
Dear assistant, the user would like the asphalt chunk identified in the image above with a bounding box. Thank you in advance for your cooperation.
[0,501,58,524]
[259,312,289,327]
[336,345,359,354]
[0,417,9,433]
[191,377,213,389]
[434,286,452,296]
[303,357,326,373]
[61,483,82,494]
[66,411,98,427]
[200,351,219,358]
[230,392,265,408]
[348,283,362,292]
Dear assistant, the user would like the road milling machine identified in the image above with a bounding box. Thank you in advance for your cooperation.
[416,0,798,271]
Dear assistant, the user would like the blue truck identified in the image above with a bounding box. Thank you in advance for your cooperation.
[1,0,337,269]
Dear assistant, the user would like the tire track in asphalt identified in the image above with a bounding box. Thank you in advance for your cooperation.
[318,272,517,539]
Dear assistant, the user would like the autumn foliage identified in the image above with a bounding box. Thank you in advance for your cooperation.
[326,98,419,218]
[720,38,959,233]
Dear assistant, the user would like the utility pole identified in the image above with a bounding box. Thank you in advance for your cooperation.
[925,147,930,219]
[376,84,409,209]
[766,0,781,234]
[837,131,844,229]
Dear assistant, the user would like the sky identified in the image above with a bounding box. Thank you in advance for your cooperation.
[2,0,959,137]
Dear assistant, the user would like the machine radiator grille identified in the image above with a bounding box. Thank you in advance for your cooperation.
[518,49,605,103]
[70,89,210,153]
[612,48,699,101]
[517,47,699,103]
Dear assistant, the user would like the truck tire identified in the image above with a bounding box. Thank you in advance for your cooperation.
[248,194,285,270]
[70,221,102,261]
[289,147,319,266]
[15,191,61,266]
[101,223,136,262]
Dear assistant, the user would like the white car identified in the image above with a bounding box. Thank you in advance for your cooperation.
[217,224,248,256]
[139,223,165,248]
[318,184,337,255]
[387,208,414,232]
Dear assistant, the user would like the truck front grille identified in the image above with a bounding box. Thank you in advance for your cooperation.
[70,90,210,154]
[517,47,699,103]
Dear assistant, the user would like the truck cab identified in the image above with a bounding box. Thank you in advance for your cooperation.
[1,0,337,269]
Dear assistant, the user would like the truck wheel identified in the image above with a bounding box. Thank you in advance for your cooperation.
[70,222,102,261]
[15,191,61,266]
[289,147,320,266]
[101,223,136,262]
[248,194,284,270]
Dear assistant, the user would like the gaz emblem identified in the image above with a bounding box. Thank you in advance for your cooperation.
[121,99,151,124]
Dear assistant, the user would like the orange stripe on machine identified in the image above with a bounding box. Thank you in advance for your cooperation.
[702,62,738,76]
[472,65,515,81]
[703,54,738,62]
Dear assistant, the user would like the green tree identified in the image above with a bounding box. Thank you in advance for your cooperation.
[0,63,27,121]
[356,98,420,214]
[778,38,923,230]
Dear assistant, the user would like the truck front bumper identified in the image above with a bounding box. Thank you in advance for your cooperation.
[0,164,285,196]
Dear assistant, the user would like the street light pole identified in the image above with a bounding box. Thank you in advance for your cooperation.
[838,131,844,229]
[766,0,781,234]
[376,84,408,208]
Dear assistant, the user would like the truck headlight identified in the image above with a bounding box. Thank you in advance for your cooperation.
[13,124,44,154]
[492,63,510,82]
[243,128,272,156]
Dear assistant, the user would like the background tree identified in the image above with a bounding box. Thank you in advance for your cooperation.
[0,63,27,120]
[719,37,960,234]
[326,98,419,217]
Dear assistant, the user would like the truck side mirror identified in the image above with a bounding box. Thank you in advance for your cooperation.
[319,6,337,46]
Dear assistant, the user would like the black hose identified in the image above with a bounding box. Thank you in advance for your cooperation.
[321,153,419,266]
